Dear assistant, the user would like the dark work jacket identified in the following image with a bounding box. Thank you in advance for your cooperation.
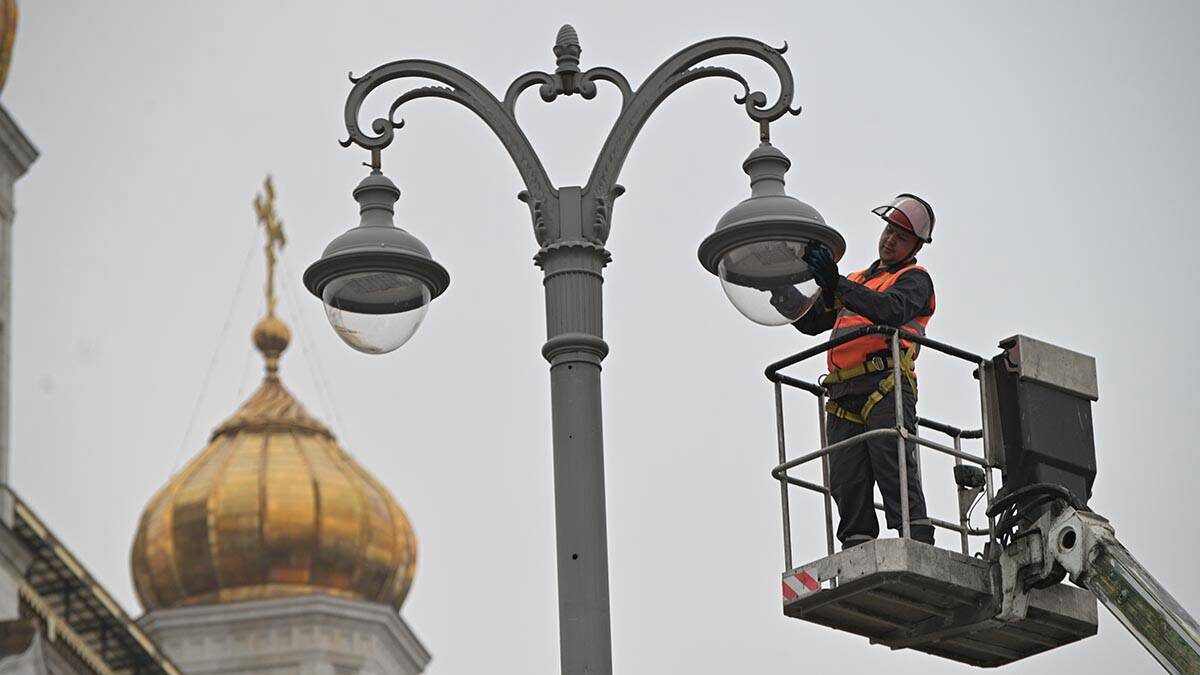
[792,258,935,400]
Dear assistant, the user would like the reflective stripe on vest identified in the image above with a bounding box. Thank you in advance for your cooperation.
[827,264,935,373]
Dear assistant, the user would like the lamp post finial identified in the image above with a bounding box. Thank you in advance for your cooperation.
[554,24,581,74]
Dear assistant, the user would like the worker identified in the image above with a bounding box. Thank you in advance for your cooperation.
[771,194,937,549]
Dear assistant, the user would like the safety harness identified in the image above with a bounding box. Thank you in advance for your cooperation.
[822,343,919,425]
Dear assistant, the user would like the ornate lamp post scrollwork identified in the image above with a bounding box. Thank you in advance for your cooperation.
[305,25,844,675]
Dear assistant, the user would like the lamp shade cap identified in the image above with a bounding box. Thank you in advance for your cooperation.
[304,225,450,302]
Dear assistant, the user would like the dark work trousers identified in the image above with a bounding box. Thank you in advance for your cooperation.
[827,378,935,548]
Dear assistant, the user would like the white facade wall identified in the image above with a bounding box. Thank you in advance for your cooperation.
[0,103,36,508]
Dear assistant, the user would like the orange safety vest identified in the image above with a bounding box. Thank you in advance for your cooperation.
[827,264,935,374]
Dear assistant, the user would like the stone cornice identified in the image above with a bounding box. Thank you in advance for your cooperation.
[0,104,35,178]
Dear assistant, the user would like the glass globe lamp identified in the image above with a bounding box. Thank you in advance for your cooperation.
[697,141,844,325]
[305,170,450,354]
[717,241,822,326]
[322,271,432,354]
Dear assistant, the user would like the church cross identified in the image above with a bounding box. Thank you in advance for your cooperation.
[253,175,287,316]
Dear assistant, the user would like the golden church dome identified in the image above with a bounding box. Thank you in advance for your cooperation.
[130,177,416,612]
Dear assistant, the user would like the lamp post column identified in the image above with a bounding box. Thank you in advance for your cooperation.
[314,27,807,675]
[536,185,614,674]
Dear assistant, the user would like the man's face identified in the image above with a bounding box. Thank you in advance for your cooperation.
[878,222,922,265]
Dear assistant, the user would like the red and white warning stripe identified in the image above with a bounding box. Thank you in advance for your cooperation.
[781,570,820,601]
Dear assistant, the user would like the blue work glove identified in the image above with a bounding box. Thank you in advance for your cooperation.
[803,244,840,307]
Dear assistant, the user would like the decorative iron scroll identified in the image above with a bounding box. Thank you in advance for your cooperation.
[340,26,800,245]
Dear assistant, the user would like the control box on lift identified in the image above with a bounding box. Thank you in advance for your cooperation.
[985,335,1098,506]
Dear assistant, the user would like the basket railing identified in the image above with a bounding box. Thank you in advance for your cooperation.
[766,325,998,570]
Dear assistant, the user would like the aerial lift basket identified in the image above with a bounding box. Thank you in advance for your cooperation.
[767,327,1099,667]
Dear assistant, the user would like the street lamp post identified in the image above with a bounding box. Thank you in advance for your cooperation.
[305,25,844,674]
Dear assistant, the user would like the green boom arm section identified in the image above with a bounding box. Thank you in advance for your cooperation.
[1040,508,1200,673]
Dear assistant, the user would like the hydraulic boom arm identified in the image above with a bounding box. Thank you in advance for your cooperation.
[1002,505,1200,673]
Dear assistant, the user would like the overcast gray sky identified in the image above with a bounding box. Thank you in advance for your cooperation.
[8,1,1200,673]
